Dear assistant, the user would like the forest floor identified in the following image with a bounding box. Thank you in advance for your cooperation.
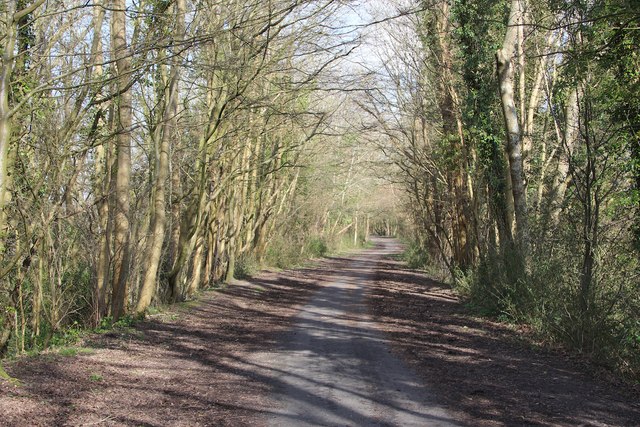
[0,237,639,426]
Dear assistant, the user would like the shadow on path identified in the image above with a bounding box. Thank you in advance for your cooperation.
[1,237,637,426]
[368,239,640,426]
[248,238,458,426]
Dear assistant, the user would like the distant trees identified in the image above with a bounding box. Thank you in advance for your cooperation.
[363,0,639,377]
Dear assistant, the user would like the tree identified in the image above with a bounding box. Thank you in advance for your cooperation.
[109,0,134,320]
[136,0,186,315]
[496,0,528,249]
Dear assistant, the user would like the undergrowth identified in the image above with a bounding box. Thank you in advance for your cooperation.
[456,246,640,382]
[2,314,141,363]
[264,232,367,270]
[402,237,640,383]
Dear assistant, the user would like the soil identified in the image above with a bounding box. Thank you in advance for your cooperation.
[368,242,640,426]
[249,241,458,426]
[0,237,638,426]
[0,263,325,426]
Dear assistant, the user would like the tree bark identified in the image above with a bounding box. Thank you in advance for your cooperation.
[550,87,580,226]
[432,0,473,268]
[110,0,133,320]
[136,0,185,314]
[0,2,19,248]
[496,0,528,249]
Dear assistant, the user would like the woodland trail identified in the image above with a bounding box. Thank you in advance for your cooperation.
[0,238,639,426]
[251,237,457,426]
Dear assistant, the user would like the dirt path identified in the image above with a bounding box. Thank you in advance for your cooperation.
[250,239,457,426]
[0,237,638,426]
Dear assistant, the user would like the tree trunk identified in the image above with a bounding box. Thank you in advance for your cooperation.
[353,212,358,246]
[186,231,205,296]
[365,214,370,241]
[0,2,18,246]
[496,0,528,249]
[550,87,580,226]
[136,0,185,314]
[432,0,473,269]
[85,1,111,324]
[110,0,133,320]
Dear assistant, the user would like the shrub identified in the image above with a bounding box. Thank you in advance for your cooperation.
[265,236,305,269]
[306,237,328,257]
[457,237,640,380]
[234,254,258,279]
[402,242,430,270]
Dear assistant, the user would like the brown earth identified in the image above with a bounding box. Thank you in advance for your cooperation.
[0,262,328,426]
[368,251,640,426]
[0,240,639,426]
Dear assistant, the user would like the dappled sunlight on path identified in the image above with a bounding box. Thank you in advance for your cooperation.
[1,238,637,426]
[250,237,458,426]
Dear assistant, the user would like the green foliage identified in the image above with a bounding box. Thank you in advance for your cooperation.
[234,254,258,279]
[265,235,306,269]
[49,323,84,348]
[0,362,21,386]
[97,315,138,332]
[306,237,328,258]
[458,237,640,379]
[456,245,531,319]
[97,316,114,332]
[10,310,140,358]
[402,242,431,270]
[115,315,139,328]
[264,226,367,270]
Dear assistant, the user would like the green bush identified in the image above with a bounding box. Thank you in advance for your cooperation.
[457,238,640,380]
[96,314,138,332]
[49,322,83,347]
[234,254,258,279]
[265,236,305,269]
[306,237,328,257]
[402,242,431,270]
